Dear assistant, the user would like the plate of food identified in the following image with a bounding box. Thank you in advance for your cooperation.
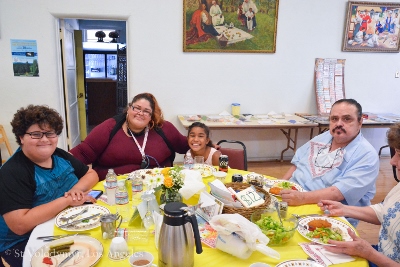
[55,204,110,231]
[264,179,304,196]
[30,235,103,267]
[297,216,353,245]
[276,259,325,267]
[192,164,216,178]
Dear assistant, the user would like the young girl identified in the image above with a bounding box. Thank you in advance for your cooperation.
[186,122,221,166]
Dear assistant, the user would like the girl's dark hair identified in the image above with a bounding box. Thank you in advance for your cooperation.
[11,105,63,145]
[387,123,400,149]
[188,122,213,147]
[126,92,165,129]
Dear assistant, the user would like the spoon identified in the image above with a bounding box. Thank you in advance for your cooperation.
[274,202,283,225]
[59,207,89,222]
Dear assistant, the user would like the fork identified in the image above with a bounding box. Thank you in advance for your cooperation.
[59,207,89,222]
[292,213,325,219]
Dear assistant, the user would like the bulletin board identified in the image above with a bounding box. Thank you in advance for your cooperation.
[314,58,346,116]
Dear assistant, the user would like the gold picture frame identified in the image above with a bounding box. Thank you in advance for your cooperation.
[183,0,279,53]
[343,1,400,53]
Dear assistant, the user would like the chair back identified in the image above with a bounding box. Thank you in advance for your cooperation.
[216,140,247,171]
[0,125,13,164]
[390,147,398,182]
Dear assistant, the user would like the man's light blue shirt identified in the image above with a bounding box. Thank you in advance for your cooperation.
[290,131,379,226]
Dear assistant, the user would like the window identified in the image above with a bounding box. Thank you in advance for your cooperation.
[86,29,116,43]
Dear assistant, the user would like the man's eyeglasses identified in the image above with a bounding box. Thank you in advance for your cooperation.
[25,131,58,139]
[130,106,152,117]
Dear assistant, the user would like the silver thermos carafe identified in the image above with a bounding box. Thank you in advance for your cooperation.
[158,202,203,267]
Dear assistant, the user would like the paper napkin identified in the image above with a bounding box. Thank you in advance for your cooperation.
[179,169,206,199]
[299,242,355,266]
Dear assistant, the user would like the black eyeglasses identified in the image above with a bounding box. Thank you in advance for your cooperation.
[314,147,342,169]
[130,106,152,117]
[25,131,58,139]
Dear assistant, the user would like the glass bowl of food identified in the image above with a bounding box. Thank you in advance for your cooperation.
[250,208,299,246]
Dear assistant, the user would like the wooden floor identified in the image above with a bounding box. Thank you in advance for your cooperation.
[247,156,398,244]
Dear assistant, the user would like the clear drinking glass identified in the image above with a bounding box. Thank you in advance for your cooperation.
[141,192,155,230]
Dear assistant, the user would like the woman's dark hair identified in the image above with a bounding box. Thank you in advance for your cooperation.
[126,92,164,129]
[188,122,213,147]
[11,105,63,145]
[387,123,400,149]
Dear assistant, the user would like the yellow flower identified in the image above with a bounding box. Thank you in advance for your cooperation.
[164,176,173,188]
[161,167,171,176]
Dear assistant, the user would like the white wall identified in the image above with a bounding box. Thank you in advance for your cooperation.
[0,0,399,162]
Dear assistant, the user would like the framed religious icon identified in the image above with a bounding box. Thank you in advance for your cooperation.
[183,0,279,53]
[342,1,400,53]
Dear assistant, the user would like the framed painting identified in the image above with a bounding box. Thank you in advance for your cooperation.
[343,1,400,53]
[183,0,279,53]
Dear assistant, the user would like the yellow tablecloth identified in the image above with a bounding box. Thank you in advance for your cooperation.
[54,169,368,267]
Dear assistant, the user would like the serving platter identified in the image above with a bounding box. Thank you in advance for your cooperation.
[264,179,305,197]
[297,216,353,245]
[55,205,110,231]
[30,235,103,267]
[276,259,325,267]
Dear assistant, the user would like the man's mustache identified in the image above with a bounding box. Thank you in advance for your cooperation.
[333,126,346,133]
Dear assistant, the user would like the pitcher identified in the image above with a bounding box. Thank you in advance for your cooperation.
[158,202,202,267]
[100,213,122,239]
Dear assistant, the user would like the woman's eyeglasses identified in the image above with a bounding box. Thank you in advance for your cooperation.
[25,131,58,139]
[131,106,152,117]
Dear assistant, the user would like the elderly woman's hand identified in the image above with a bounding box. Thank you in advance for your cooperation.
[325,229,374,259]
[318,199,345,217]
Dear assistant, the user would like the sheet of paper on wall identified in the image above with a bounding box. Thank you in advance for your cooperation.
[195,192,224,222]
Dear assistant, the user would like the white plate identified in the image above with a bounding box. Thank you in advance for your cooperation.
[30,235,103,267]
[55,204,110,231]
[264,179,305,197]
[276,259,325,267]
[297,216,353,245]
[192,164,216,178]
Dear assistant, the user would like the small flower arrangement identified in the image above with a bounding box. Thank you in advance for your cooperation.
[160,166,185,193]
[158,166,185,203]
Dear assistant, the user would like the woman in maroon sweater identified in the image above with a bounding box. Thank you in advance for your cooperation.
[70,93,189,180]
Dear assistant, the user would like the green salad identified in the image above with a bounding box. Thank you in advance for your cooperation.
[255,216,294,245]
[306,227,343,244]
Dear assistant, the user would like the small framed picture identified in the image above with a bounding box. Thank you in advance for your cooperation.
[342,1,400,53]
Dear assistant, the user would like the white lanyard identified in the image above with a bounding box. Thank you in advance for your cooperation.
[127,126,149,160]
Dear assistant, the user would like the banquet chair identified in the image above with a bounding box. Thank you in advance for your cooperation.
[390,147,398,182]
[0,125,13,165]
[216,140,247,171]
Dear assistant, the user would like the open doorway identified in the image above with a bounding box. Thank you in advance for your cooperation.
[60,19,127,149]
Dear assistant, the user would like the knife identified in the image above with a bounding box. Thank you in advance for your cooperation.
[58,250,79,267]
[59,213,101,228]
[37,233,91,240]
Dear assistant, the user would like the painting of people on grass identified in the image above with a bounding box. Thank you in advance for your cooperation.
[343,1,400,53]
[183,0,279,53]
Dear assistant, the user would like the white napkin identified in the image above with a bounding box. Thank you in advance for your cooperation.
[179,169,206,199]
[299,242,355,266]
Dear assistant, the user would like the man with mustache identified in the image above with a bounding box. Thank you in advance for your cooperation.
[280,99,379,227]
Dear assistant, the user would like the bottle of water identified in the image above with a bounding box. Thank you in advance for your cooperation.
[105,169,117,205]
[132,173,143,201]
[116,180,130,222]
[184,155,194,169]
